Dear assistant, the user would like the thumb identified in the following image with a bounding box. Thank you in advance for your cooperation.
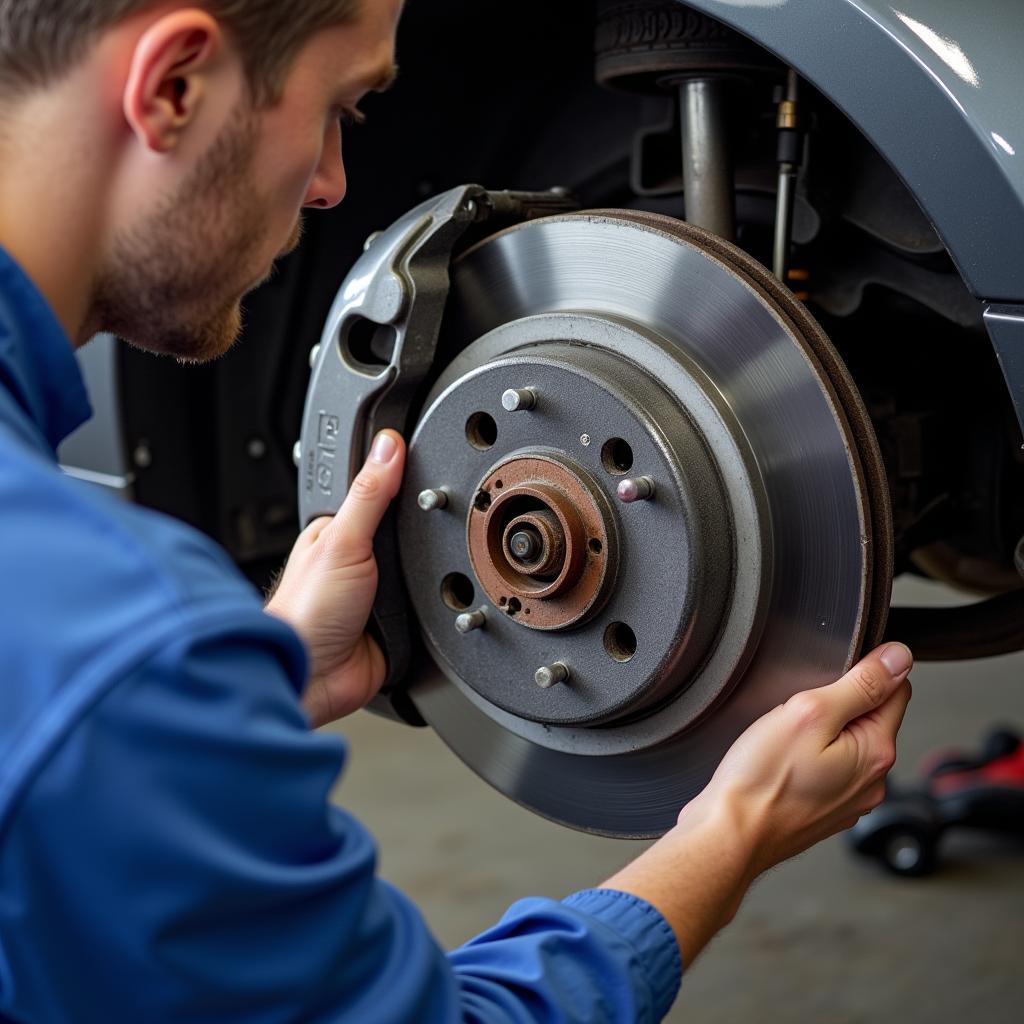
[812,643,913,738]
[328,430,406,555]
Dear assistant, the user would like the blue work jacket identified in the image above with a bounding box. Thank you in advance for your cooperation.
[0,247,681,1023]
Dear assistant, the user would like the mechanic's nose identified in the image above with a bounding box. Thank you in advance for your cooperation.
[305,134,348,210]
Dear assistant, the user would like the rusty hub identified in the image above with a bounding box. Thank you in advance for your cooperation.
[467,455,613,631]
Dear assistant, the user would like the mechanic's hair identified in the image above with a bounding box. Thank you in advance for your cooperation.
[0,0,362,104]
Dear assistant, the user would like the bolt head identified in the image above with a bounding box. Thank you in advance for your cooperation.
[580,434,592,447]
[309,344,321,369]
[509,527,542,564]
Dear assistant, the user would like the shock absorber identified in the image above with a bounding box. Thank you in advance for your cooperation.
[678,76,735,240]
[595,0,778,241]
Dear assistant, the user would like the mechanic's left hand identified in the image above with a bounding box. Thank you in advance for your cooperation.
[266,430,406,728]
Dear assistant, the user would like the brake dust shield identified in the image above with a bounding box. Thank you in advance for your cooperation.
[391,210,890,838]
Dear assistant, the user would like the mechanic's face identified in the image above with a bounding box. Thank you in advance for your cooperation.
[94,0,402,363]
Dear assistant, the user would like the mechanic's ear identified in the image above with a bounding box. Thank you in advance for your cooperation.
[123,10,223,153]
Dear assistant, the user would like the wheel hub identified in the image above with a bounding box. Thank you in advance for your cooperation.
[400,332,746,732]
[469,454,613,628]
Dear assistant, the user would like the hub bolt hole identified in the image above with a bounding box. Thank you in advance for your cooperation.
[506,597,522,616]
[604,622,637,663]
[441,573,475,612]
[466,412,498,451]
[473,489,493,513]
[601,438,634,476]
[588,538,603,554]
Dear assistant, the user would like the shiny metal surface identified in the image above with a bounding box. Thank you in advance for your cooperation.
[680,78,736,239]
[405,212,888,836]
[683,0,1024,301]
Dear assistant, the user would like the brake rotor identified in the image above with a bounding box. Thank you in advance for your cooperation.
[397,210,891,837]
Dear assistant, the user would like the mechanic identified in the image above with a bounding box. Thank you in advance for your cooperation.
[0,1,913,1021]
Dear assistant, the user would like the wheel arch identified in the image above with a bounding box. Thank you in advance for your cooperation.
[677,0,1024,303]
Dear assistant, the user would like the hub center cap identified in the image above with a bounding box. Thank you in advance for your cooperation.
[468,455,613,629]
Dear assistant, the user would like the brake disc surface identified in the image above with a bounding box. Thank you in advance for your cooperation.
[397,211,891,837]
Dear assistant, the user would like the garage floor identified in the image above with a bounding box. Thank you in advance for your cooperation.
[328,577,1024,1022]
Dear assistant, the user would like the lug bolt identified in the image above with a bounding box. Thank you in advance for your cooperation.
[502,388,537,412]
[418,488,449,512]
[535,663,570,689]
[455,608,487,634]
[617,477,655,504]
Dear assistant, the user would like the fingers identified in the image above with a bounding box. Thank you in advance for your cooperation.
[808,643,913,739]
[866,676,912,741]
[328,430,406,555]
[294,516,332,550]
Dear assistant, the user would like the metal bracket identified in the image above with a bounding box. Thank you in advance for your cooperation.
[297,185,576,723]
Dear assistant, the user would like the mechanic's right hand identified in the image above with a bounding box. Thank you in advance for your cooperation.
[691,642,913,877]
[266,430,406,728]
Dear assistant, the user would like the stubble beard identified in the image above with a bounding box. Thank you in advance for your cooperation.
[90,107,284,364]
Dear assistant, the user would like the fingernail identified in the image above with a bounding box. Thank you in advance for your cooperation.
[371,432,397,464]
[879,643,912,678]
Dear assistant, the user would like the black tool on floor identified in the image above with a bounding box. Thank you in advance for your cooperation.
[848,727,1024,876]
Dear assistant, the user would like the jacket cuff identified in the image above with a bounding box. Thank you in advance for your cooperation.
[562,887,682,1019]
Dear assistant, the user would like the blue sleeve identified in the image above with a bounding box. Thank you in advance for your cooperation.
[0,608,681,1023]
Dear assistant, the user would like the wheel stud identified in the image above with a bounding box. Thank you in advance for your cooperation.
[501,388,537,412]
[535,663,570,689]
[418,488,449,512]
[535,663,570,688]
[455,608,487,634]
[617,476,655,504]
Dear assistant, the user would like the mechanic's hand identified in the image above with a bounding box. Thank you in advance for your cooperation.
[266,430,406,728]
[602,643,913,966]
[690,642,914,876]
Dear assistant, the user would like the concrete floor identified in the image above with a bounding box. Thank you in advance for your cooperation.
[327,578,1024,1022]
